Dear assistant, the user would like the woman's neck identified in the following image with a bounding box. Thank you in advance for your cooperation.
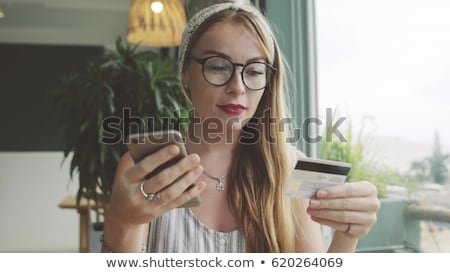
[184,124,239,175]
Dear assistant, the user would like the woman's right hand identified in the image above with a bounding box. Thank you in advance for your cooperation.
[106,144,206,227]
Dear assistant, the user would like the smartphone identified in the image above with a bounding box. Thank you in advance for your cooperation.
[126,130,201,207]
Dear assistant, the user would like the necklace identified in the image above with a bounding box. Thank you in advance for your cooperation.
[185,146,228,191]
[203,170,228,191]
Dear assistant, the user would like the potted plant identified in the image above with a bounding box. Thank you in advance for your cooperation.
[50,37,191,212]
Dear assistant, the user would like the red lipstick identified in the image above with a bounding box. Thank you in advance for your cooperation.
[218,104,247,115]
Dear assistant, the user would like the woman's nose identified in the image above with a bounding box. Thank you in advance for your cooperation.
[226,68,246,95]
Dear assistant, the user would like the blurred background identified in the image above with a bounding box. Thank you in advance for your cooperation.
[316,0,450,252]
[0,0,449,252]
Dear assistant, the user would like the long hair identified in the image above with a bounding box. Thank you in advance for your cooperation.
[184,8,297,253]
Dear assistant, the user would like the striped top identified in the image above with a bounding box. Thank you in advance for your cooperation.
[147,208,246,252]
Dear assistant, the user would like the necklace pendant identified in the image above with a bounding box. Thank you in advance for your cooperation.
[216,182,225,191]
[203,170,227,192]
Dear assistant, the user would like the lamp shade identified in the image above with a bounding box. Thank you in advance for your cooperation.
[127,0,186,47]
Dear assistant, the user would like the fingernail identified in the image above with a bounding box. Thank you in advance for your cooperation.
[317,190,327,198]
[168,145,179,155]
[306,208,315,215]
[190,154,200,164]
[197,181,207,190]
[310,199,320,208]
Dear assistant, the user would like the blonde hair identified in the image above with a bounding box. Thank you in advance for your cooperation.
[181,4,298,253]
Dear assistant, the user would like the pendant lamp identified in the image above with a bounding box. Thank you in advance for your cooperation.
[127,0,186,47]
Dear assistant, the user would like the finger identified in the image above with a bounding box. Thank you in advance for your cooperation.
[153,153,201,187]
[309,196,380,212]
[142,153,201,194]
[139,169,206,209]
[316,181,377,199]
[310,217,367,238]
[126,144,181,182]
[307,207,377,227]
[312,216,373,238]
[166,181,207,209]
[158,165,204,203]
[310,216,353,233]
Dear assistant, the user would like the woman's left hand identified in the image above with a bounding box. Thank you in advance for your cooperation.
[306,181,381,238]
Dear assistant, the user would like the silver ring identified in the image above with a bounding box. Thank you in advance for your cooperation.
[140,180,155,201]
[345,223,351,233]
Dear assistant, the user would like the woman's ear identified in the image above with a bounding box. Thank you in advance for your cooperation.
[181,67,191,97]
[181,64,189,85]
[181,66,191,99]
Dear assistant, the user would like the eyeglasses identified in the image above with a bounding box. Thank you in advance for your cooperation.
[191,56,277,91]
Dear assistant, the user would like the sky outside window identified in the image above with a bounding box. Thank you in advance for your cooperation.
[315,0,450,172]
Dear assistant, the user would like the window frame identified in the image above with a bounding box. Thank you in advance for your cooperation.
[266,0,318,157]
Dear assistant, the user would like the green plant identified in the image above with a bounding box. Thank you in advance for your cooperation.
[319,114,422,198]
[409,130,450,185]
[319,114,386,197]
[49,37,192,206]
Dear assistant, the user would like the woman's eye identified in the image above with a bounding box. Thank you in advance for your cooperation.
[246,70,264,76]
[207,64,230,73]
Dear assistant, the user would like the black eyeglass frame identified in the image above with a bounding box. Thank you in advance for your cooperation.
[190,55,277,91]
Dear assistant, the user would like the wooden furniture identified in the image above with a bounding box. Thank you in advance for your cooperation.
[59,195,104,253]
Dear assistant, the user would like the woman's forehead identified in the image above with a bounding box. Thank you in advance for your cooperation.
[191,21,265,58]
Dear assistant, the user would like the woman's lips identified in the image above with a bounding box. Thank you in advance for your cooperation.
[218,104,247,115]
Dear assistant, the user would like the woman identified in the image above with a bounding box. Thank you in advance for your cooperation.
[102,0,380,253]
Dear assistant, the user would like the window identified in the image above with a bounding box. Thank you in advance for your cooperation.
[316,0,450,172]
[316,0,450,252]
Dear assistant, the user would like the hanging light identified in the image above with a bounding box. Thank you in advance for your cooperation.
[127,0,186,47]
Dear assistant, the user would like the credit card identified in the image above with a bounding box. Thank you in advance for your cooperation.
[284,157,352,198]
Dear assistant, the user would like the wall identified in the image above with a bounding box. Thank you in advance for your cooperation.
[0,152,78,252]
[0,0,129,48]
[0,30,108,253]
[0,1,124,251]
[0,44,104,151]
